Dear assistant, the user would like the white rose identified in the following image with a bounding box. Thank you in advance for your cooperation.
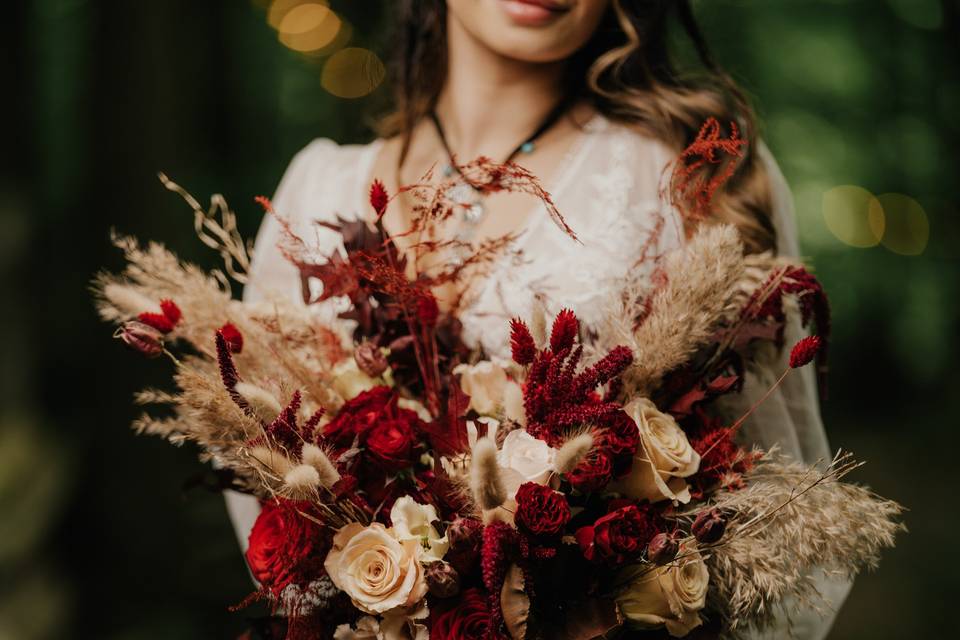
[617,546,709,637]
[612,398,700,504]
[324,522,428,615]
[454,360,524,421]
[389,497,449,562]
[497,429,557,499]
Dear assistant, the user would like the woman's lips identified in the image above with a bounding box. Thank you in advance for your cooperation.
[498,0,572,27]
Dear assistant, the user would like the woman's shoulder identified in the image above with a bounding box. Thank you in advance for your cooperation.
[273,137,383,221]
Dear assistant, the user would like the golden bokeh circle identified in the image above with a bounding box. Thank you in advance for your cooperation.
[321,48,386,98]
[876,193,929,255]
[277,4,341,53]
[822,185,885,248]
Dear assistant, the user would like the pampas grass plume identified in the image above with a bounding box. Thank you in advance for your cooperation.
[102,283,161,318]
[301,443,341,487]
[555,433,594,475]
[470,437,506,511]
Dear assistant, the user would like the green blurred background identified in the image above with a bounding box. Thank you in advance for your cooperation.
[1,0,956,638]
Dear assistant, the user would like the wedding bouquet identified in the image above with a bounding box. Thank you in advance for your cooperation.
[95,122,901,639]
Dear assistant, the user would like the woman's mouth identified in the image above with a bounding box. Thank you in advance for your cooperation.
[498,0,573,27]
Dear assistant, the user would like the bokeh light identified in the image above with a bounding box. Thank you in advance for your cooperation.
[876,193,930,255]
[267,0,324,29]
[822,185,885,248]
[276,3,342,53]
[321,48,386,98]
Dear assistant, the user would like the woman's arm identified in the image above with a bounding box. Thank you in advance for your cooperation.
[732,144,852,639]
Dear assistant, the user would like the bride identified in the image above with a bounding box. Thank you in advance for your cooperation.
[229,1,850,637]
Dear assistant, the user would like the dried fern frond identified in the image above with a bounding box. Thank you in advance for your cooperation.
[604,224,745,396]
[700,452,904,636]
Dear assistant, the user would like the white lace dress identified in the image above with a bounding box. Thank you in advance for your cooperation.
[227,115,850,638]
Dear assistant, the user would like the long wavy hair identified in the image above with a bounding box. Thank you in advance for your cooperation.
[382,0,777,254]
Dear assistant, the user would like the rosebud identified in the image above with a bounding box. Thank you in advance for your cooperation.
[445,516,483,576]
[354,341,388,377]
[425,561,460,598]
[691,508,727,545]
[646,532,679,565]
[115,321,164,358]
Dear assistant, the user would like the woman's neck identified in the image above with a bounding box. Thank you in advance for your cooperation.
[435,15,567,160]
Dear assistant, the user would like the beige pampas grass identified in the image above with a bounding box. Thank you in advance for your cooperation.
[554,433,594,475]
[235,382,283,422]
[601,224,745,396]
[700,452,904,636]
[470,438,506,511]
[100,283,161,319]
[301,443,341,488]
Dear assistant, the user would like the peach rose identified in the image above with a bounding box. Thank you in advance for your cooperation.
[612,398,700,504]
[617,546,710,637]
[324,522,428,615]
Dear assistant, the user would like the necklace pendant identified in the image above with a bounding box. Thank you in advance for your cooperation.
[442,163,456,178]
[464,202,484,224]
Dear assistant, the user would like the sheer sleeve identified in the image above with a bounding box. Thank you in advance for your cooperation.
[222,138,371,554]
[726,143,852,639]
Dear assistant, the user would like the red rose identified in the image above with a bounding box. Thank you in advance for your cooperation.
[575,504,659,564]
[245,500,327,595]
[365,417,417,471]
[567,449,614,493]
[323,386,394,447]
[514,482,570,537]
[430,587,491,640]
[600,410,640,477]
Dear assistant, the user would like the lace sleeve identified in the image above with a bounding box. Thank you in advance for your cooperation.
[730,143,852,640]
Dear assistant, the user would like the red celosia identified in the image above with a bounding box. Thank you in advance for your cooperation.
[262,390,325,457]
[215,330,249,413]
[521,311,634,447]
[481,521,519,635]
[549,308,579,353]
[218,322,243,354]
[688,426,756,498]
[369,179,389,218]
[789,335,822,369]
[509,318,537,366]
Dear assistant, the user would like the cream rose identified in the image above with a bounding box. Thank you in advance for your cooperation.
[454,360,525,422]
[613,398,700,504]
[617,546,710,637]
[324,522,428,615]
[389,497,449,562]
[332,359,379,400]
[497,429,557,499]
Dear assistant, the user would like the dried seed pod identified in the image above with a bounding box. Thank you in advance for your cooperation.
[115,321,164,358]
[692,508,727,544]
[425,561,461,598]
[647,532,680,565]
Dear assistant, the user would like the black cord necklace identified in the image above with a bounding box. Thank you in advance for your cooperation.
[430,99,570,224]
